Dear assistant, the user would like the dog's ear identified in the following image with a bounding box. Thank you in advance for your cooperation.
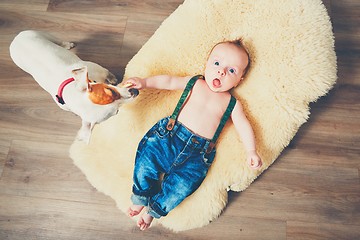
[72,66,90,91]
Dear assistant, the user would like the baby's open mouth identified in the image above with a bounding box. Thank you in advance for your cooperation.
[212,78,222,88]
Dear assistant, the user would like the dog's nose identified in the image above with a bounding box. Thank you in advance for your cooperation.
[129,88,139,97]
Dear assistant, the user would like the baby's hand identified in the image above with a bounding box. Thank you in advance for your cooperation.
[247,150,262,170]
[123,77,144,89]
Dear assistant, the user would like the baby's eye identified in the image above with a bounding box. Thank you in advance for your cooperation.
[214,61,220,66]
[229,68,236,74]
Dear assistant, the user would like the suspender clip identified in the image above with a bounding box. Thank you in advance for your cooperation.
[166,118,176,131]
[205,142,215,154]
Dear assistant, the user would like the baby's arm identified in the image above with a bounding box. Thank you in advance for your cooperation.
[231,100,262,169]
[125,75,190,90]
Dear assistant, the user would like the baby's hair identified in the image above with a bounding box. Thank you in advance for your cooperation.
[211,38,251,78]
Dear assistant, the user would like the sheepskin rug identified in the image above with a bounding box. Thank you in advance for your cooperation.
[69,0,336,232]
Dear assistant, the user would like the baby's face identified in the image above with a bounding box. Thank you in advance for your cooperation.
[204,42,249,92]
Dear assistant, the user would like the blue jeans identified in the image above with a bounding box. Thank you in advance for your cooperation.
[131,117,216,218]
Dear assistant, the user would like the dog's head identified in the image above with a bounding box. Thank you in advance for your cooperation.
[72,66,139,106]
[71,66,139,144]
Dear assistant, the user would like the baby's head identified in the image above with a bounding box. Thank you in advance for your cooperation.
[204,39,250,92]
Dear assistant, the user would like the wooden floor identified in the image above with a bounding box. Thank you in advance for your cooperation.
[0,1,359,239]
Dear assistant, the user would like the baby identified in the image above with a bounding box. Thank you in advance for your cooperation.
[125,40,262,230]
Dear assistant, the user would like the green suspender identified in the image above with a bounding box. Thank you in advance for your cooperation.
[166,75,237,153]
[166,75,204,131]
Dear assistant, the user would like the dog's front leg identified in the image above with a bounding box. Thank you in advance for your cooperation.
[77,120,95,144]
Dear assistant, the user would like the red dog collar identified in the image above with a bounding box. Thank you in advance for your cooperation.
[56,77,75,105]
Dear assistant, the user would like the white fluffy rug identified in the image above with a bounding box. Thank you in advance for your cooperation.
[69,0,336,231]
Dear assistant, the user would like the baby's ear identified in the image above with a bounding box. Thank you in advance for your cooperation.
[233,77,244,88]
[72,66,90,91]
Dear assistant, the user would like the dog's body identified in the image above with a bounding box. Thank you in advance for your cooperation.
[10,30,138,143]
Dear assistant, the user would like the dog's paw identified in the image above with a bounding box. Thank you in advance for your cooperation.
[62,41,76,50]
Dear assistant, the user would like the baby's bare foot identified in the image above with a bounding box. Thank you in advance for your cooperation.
[127,204,144,217]
[137,212,153,231]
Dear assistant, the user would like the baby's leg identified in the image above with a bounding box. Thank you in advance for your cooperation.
[137,211,154,231]
[148,152,210,217]
[130,135,163,217]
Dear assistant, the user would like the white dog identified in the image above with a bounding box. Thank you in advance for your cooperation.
[9,30,138,143]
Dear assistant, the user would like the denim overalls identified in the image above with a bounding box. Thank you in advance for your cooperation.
[131,75,236,219]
